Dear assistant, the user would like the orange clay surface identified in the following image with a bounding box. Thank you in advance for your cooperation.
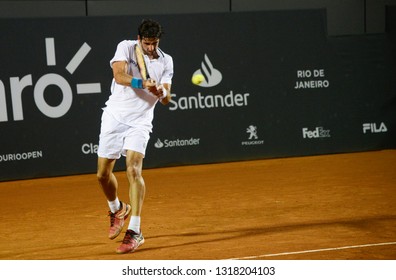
[0,150,395,260]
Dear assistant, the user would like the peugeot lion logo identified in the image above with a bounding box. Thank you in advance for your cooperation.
[246,125,258,140]
[192,54,222,87]
[241,125,264,146]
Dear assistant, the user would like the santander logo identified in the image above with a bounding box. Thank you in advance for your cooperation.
[192,54,222,87]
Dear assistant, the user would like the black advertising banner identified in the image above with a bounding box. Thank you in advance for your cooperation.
[1,10,395,181]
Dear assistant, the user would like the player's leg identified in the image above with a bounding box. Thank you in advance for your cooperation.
[97,110,132,240]
[126,150,146,218]
[97,157,117,201]
[116,150,146,253]
[97,157,131,240]
[97,110,121,201]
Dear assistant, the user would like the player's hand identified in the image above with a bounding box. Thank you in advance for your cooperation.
[155,84,164,99]
[143,78,156,89]
[154,84,168,100]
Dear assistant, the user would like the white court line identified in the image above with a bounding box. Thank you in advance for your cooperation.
[227,241,396,260]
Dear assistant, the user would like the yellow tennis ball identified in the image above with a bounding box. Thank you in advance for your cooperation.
[192,74,205,85]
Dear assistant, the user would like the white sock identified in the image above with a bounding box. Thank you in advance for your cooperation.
[128,216,141,233]
[107,198,120,213]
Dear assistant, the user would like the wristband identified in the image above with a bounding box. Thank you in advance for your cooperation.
[131,77,143,89]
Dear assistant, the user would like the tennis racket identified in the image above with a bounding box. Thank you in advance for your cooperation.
[134,42,150,80]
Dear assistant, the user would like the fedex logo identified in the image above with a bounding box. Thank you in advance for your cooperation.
[302,127,331,139]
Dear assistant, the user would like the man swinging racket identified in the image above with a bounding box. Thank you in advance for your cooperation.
[96,19,173,254]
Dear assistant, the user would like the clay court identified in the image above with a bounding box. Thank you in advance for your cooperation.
[0,150,395,260]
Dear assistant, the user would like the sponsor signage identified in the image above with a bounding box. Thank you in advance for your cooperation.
[0,39,101,122]
[302,127,331,139]
[362,123,387,134]
[154,138,200,149]
[0,10,395,181]
[241,125,264,146]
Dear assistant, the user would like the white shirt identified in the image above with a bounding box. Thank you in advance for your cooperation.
[104,40,173,131]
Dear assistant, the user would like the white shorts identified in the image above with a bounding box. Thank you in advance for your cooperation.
[97,110,150,159]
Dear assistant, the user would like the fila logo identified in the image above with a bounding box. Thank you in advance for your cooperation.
[362,122,387,134]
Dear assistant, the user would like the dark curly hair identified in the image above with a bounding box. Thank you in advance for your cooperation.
[138,19,164,39]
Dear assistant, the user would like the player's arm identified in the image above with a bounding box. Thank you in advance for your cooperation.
[112,61,131,86]
[158,56,173,105]
[112,61,154,88]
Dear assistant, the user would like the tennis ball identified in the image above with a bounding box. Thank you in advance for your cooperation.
[192,74,205,85]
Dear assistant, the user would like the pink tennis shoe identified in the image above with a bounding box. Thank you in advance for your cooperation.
[107,201,131,240]
[116,229,145,254]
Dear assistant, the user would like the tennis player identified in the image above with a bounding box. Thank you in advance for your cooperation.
[97,19,173,254]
